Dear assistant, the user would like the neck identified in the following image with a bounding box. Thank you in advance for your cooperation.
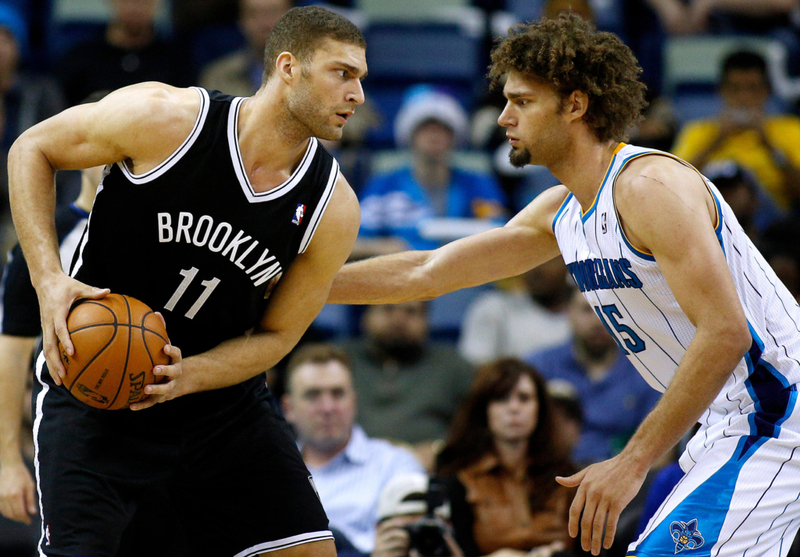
[106,21,155,49]
[301,438,349,468]
[549,137,620,212]
[236,88,312,191]
[493,437,528,471]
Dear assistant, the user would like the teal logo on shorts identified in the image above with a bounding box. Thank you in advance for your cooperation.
[670,519,705,553]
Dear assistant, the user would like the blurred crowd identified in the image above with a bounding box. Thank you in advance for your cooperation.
[2,0,800,556]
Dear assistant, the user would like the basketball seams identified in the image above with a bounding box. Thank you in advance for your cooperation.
[106,295,134,409]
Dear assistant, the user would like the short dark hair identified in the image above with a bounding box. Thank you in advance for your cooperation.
[721,49,768,83]
[488,14,647,143]
[262,6,365,81]
[285,343,352,392]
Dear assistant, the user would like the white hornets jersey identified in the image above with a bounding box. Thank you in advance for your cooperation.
[552,143,800,458]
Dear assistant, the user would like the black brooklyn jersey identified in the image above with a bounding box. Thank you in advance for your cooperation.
[71,88,338,361]
[1,203,89,336]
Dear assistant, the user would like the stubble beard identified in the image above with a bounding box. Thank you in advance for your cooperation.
[286,80,341,141]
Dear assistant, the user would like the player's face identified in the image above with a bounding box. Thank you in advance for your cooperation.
[284,361,357,453]
[286,39,367,141]
[487,374,539,444]
[497,72,571,168]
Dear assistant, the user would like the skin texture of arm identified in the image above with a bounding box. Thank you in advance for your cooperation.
[0,335,38,524]
[131,174,361,409]
[8,83,199,384]
[556,156,752,555]
[327,185,568,305]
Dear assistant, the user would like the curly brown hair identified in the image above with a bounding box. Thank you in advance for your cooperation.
[488,14,647,142]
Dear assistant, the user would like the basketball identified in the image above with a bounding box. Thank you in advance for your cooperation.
[58,294,170,410]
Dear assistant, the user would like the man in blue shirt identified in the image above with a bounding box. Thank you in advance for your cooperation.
[282,343,425,555]
[357,87,506,253]
[527,286,660,466]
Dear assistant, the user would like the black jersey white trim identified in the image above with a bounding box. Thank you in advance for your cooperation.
[227,97,319,203]
[232,530,334,557]
[117,87,210,184]
[69,183,103,278]
[298,160,339,254]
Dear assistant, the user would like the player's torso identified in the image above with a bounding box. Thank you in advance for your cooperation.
[71,88,339,358]
[553,144,800,427]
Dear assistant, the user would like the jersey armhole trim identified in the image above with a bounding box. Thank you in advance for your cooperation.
[298,160,339,254]
[551,191,574,234]
[117,87,210,184]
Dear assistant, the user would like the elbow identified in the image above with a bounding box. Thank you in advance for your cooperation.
[723,318,752,363]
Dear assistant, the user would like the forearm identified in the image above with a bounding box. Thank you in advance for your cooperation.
[180,329,304,393]
[0,337,36,467]
[619,326,748,471]
[8,137,62,287]
[329,249,439,304]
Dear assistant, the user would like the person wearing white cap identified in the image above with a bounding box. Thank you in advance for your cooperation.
[355,85,506,257]
[373,473,464,557]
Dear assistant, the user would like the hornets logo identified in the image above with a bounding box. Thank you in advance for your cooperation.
[670,519,704,553]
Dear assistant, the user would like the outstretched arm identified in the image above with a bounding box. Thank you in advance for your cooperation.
[131,175,361,409]
[327,185,568,305]
[558,156,751,555]
[8,83,200,384]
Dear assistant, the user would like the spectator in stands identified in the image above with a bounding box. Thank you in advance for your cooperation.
[435,359,575,557]
[0,3,65,266]
[671,50,800,211]
[372,473,465,557]
[703,159,783,241]
[355,86,506,257]
[760,218,800,303]
[338,301,474,457]
[56,0,195,106]
[645,0,800,35]
[458,256,571,366]
[282,343,425,556]
[199,0,292,97]
[527,287,661,467]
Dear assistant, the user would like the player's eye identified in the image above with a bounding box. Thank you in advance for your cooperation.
[337,69,347,78]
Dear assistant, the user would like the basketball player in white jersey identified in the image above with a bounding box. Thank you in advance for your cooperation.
[329,14,800,557]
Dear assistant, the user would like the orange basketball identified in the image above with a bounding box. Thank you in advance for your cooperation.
[58,294,170,410]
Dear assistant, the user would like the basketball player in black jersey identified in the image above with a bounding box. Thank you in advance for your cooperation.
[7,7,364,557]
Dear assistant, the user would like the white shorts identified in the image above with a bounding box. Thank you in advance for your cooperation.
[629,389,800,557]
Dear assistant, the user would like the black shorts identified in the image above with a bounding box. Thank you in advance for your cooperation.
[33,354,331,557]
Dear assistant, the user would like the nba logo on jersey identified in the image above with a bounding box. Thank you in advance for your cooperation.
[293,204,306,225]
[601,212,608,234]
[46,525,51,545]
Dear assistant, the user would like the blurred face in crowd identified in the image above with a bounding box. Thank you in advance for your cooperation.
[721,69,770,111]
[283,359,357,454]
[522,256,569,305]
[0,27,19,88]
[111,0,159,29]
[568,289,618,359]
[411,119,455,162]
[241,0,291,54]
[285,39,366,141]
[363,301,429,354]
[487,374,539,444]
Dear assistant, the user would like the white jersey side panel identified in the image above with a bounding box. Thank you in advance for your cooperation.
[552,144,800,445]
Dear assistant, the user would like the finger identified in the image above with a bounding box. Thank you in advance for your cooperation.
[84,287,110,300]
[556,467,587,487]
[591,500,609,556]
[130,396,160,411]
[24,481,37,516]
[604,503,621,550]
[144,381,173,397]
[153,364,181,380]
[568,484,586,538]
[154,311,167,329]
[164,344,182,363]
[580,491,599,552]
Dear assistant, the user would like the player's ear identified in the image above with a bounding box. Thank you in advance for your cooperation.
[276,51,298,85]
[565,90,589,121]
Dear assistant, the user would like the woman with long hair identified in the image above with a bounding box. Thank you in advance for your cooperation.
[435,358,575,557]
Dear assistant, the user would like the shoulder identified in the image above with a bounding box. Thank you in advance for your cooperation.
[615,154,706,213]
[511,184,571,234]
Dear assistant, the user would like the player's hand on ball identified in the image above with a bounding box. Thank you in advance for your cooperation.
[38,273,109,386]
[556,452,648,556]
[0,459,37,524]
[129,344,183,411]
